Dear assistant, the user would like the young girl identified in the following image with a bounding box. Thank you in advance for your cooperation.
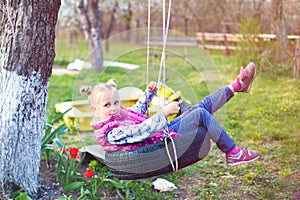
[81,62,260,166]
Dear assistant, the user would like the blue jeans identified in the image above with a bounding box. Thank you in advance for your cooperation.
[168,86,236,153]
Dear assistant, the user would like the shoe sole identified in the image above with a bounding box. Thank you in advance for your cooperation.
[244,63,257,93]
[227,155,260,167]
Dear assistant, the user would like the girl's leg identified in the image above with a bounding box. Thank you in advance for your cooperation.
[187,62,257,114]
[168,108,260,166]
[169,107,235,153]
[169,62,259,165]
[194,86,234,114]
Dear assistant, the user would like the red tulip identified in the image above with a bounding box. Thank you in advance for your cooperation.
[69,148,79,159]
[85,169,94,178]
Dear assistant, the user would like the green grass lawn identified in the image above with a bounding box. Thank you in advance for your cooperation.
[48,40,300,199]
[175,66,300,199]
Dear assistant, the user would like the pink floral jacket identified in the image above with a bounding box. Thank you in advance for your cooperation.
[91,90,180,152]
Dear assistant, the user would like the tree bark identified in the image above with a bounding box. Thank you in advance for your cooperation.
[272,0,289,61]
[0,0,60,198]
[77,0,104,71]
[294,38,300,77]
[105,0,118,52]
[124,1,132,42]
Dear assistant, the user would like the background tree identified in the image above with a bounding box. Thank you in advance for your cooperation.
[57,0,80,46]
[272,0,289,61]
[58,0,300,40]
[0,0,61,198]
[101,0,119,52]
[54,0,300,74]
[77,0,104,71]
[123,1,133,42]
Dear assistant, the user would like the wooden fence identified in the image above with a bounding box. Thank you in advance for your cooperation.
[146,33,300,75]
[147,36,197,60]
[196,32,300,52]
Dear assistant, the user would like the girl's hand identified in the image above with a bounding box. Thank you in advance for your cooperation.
[147,82,158,92]
[163,102,180,117]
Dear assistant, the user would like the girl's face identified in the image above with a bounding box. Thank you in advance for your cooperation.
[95,89,120,120]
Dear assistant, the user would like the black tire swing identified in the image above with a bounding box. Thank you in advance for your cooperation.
[82,129,211,180]
[81,0,211,180]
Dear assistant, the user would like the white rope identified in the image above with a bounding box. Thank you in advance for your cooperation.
[157,0,171,85]
[146,0,151,86]
[145,0,151,116]
[161,0,178,172]
[157,0,172,107]
[146,0,178,172]
[163,128,178,171]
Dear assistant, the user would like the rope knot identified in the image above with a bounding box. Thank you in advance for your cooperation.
[163,126,178,172]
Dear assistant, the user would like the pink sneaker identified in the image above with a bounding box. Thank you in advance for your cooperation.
[231,62,257,92]
[226,147,260,166]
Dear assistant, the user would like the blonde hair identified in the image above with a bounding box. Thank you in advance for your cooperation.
[80,79,117,107]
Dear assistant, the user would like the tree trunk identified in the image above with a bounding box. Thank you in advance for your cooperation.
[0,0,60,198]
[272,0,289,61]
[183,2,189,36]
[125,2,132,42]
[77,0,104,71]
[294,38,300,77]
[105,1,118,52]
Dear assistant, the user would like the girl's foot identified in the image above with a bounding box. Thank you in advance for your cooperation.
[226,147,260,166]
[231,62,256,93]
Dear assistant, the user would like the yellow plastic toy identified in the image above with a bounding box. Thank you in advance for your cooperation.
[150,84,191,120]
